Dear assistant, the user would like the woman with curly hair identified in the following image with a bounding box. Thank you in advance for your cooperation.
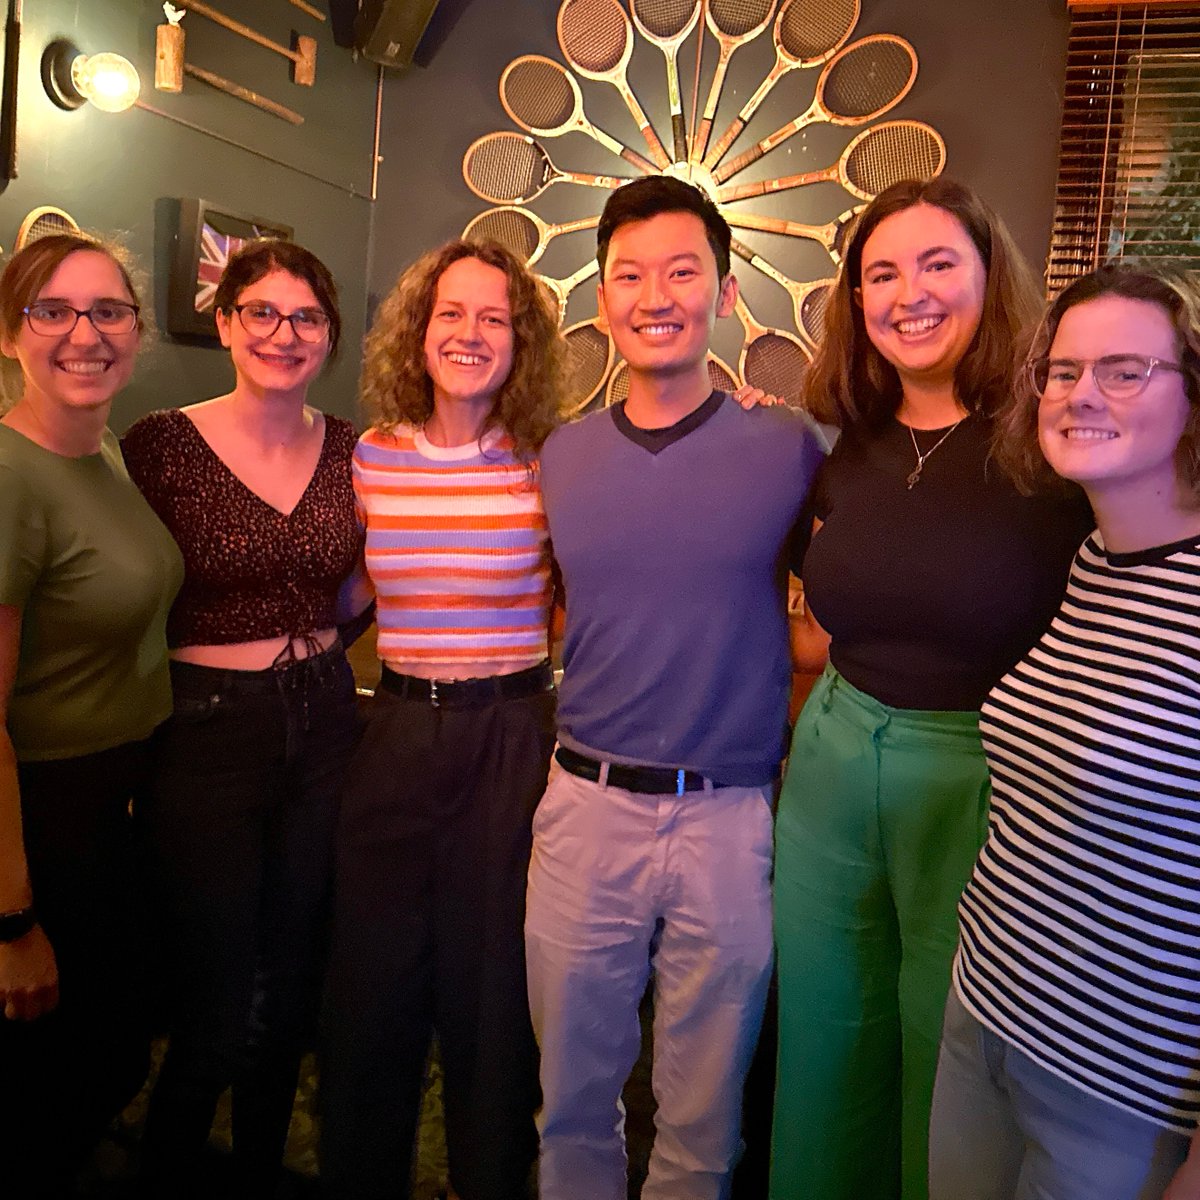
[321,239,565,1200]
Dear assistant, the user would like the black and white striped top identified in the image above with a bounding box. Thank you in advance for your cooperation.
[954,531,1200,1132]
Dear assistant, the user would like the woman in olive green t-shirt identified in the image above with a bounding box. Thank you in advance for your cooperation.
[0,234,182,1197]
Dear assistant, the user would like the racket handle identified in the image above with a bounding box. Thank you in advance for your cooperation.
[620,145,659,174]
[692,115,715,165]
[671,112,687,163]
[714,140,767,184]
[718,168,826,202]
[704,116,745,172]
[636,119,672,169]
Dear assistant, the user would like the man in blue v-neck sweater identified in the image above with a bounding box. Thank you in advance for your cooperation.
[528,176,825,1200]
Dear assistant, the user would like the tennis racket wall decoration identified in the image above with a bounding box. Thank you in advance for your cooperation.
[462,132,632,205]
[690,0,777,165]
[703,0,860,168]
[630,0,702,163]
[558,0,671,168]
[462,4,947,384]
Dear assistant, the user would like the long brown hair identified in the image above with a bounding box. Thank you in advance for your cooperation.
[361,239,566,461]
[995,263,1200,502]
[803,177,1041,431]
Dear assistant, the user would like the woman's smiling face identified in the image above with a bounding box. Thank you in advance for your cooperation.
[2,249,140,416]
[856,202,987,393]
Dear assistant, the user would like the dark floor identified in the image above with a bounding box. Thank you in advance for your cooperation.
[71,987,776,1199]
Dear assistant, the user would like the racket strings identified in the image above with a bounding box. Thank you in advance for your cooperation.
[23,212,77,243]
[631,0,696,39]
[821,41,914,119]
[743,336,809,403]
[799,287,831,345]
[465,135,547,203]
[844,123,943,194]
[565,326,612,401]
[710,0,775,37]
[561,1,626,73]
[707,358,739,391]
[779,0,858,59]
[505,61,575,129]
[466,210,540,260]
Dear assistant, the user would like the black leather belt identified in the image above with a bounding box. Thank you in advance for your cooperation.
[380,660,553,708]
[555,746,730,795]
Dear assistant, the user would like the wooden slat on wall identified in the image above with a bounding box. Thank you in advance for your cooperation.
[1046,3,1200,293]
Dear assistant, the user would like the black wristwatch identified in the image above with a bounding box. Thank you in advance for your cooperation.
[0,907,36,943]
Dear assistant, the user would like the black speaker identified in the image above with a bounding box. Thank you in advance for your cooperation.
[353,0,441,68]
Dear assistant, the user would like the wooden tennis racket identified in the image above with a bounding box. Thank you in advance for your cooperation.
[538,260,601,325]
[713,34,917,182]
[704,0,860,169]
[726,205,864,265]
[15,204,80,250]
[563,317,615,413]
[717,119,946,203]
[500,55,659,174]
[464,207,600,269]
[462,132,631,205]
[734,293,811,406]
[731,236,834,349]
[558,0,671,168]
[690,0,777,164]
[629,0,702,162]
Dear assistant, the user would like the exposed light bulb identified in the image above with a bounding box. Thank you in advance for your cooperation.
[71,52,141,113]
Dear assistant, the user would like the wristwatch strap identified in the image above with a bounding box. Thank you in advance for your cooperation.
[0,907,36,943]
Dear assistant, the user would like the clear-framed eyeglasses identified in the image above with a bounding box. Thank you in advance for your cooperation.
[231,302,331,343]
[23,301,140,336]
[1028,354,1185,401]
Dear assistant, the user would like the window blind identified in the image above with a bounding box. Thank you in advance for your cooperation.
[1048,0,1200,292]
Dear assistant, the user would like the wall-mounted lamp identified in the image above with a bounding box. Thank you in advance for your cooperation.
[42,39,141,113]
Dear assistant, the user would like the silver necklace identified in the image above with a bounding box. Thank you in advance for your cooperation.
[906,417,966,489]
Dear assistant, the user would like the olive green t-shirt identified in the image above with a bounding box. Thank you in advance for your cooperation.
[0,423,183,761]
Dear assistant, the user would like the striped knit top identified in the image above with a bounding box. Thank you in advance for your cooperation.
[954,531,1200,1132]
[352,424,552,672]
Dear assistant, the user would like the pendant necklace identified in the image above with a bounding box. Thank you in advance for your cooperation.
[905,416,966,489]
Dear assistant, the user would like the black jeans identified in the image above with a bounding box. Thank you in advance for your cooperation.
[1,740,154,1200]
[139,645,360,1198]
[320,671,556,1200]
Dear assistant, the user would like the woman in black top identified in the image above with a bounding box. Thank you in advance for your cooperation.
[769,178,1091,1200]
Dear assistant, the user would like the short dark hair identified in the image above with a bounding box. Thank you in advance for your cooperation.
[803,176,1041,431]
[995,262,1200,501]
[597,176,731,279]
[213,239,342,360]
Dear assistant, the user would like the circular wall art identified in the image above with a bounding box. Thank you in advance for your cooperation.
[462,0,947,412]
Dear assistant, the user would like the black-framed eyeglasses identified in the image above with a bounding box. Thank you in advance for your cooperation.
[1028,354,1185,401]
[231,302,330,344]
[23,301,140,337]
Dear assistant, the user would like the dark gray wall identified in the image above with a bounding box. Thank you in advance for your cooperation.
[0,0,379,431]
[369,0,1069,367]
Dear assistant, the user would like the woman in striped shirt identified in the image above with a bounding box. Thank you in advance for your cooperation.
[320,240,565,1200]
[930,263,1200,1200]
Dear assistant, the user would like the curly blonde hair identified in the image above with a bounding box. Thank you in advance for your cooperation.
[995,263,1200,503]
[361,239,566,460]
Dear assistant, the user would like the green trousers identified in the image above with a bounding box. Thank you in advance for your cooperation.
[770,666,990,1200]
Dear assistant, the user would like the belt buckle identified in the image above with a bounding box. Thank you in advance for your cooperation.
[677,769,685,796]
[430,679,440,708]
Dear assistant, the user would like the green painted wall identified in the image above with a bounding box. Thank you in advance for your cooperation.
[0,0,379,431]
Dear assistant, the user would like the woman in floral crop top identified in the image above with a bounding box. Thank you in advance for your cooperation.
[121,240,372,1197]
